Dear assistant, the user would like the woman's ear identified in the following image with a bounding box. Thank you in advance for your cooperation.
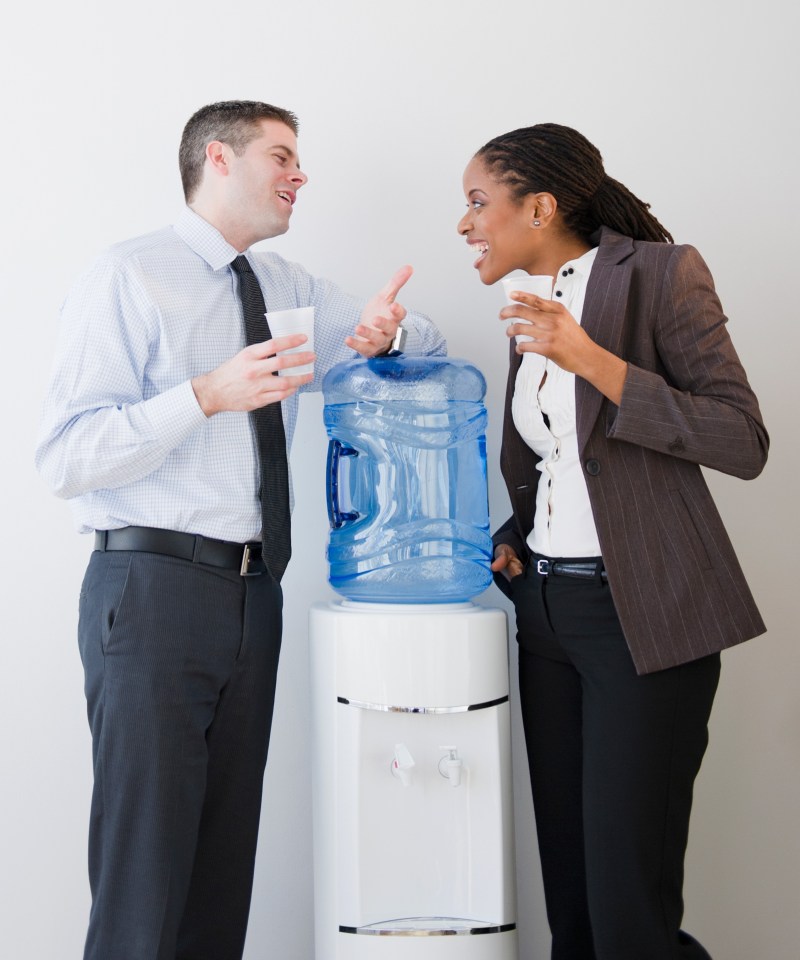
[528,192,557,228]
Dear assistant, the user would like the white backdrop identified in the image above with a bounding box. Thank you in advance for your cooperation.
[1,2,797,957]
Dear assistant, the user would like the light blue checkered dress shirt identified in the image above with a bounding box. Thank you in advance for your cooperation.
[36,207,446,542]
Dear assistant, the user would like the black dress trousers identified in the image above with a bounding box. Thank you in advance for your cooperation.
[509,558,720,960]
[78,548,283,960]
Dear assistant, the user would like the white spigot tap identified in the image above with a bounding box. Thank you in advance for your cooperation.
[439,746,463,788]
[392,743,415,787]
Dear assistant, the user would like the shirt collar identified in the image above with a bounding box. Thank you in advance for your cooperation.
[557,245,599,281]
[550,246,599,312]
[173,206,242,271]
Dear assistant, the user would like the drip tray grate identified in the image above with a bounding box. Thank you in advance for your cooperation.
[340,917,515,937]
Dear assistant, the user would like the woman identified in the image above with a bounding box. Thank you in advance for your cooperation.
[457,124,768,960]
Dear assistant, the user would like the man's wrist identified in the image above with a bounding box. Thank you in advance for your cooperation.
[191,374,217,418]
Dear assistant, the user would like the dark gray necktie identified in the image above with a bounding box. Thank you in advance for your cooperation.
[230,255,291,582]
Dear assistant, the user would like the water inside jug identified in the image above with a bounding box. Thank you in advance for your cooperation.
[323,356,493,603]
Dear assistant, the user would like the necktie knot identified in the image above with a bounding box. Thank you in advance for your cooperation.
[231,255,253,276]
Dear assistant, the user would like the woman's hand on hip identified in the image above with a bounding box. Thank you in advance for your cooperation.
[492,544,525,581]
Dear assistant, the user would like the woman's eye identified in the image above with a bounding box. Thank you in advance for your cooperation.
[470,200,484,209]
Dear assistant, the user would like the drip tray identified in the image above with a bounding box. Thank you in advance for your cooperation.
[341,917,514,937]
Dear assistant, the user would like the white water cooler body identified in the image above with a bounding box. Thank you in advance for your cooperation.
[310,600,518,959]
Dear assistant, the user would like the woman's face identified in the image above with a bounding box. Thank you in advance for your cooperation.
[458,157,539,285]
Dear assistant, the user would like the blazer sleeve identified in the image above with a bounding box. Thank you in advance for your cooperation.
[490,515,527,599]
[492,514,527,556]
[606,244,768,480]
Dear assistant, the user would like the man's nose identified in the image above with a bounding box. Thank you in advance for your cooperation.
[290,167,308,188]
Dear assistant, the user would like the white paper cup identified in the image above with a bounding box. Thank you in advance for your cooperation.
[501,275,553,342]
[265,306,315,376]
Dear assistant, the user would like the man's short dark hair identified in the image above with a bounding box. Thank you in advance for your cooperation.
[179,100,299,202]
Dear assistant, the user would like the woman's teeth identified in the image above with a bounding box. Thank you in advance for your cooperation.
[470,242,489,264]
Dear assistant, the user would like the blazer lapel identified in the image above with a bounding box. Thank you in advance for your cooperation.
[576,228,635,453]
[501,337,526,473]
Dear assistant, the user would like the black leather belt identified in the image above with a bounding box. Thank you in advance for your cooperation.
[94,527,265,576]
[535,558,607,582]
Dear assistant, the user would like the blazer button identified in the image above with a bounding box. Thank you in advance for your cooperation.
[585,458,601,476]
[668,437,685,453]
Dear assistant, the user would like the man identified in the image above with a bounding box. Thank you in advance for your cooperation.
[36,100,445,960]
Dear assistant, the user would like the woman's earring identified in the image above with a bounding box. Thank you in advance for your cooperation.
[533,220,541,227]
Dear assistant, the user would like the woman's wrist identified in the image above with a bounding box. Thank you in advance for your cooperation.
[579,344,627,405]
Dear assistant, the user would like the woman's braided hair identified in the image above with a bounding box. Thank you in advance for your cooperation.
[476,123,673,244]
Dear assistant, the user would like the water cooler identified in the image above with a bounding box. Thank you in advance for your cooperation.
[310,357,518,959]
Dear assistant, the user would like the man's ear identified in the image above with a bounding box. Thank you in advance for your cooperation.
[205,140,231,178]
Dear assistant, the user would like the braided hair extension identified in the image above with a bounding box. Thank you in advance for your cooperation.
[476,123,673,244]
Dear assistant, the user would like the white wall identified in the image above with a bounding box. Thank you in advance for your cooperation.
[1,1,797,957]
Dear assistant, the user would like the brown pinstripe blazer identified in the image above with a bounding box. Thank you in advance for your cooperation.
[495,227,769,674]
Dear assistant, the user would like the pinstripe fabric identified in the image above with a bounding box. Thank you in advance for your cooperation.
[496,227,769,674]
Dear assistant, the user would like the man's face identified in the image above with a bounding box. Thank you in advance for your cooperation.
[224,119,308,246]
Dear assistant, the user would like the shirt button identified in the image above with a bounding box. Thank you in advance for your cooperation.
[568,267,574,274]
[585,458,601,476]
[555,290,563,297]
[561,270,568,277]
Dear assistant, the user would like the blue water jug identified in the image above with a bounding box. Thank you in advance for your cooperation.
[322,356,493,603]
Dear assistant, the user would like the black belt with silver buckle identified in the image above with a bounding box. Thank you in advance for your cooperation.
[536,558,607,582]
[94,527,265,576]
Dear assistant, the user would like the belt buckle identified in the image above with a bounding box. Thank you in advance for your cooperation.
[536,559,550,576]
[240,543,263,577]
